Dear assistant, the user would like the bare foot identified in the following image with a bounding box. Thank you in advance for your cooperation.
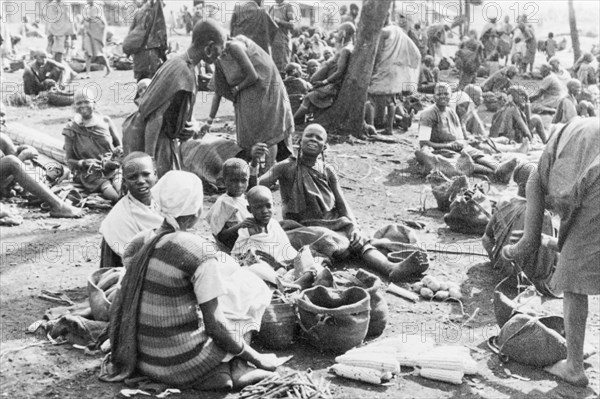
[388,251,429,283]
[49,203,86,218]
[104,66,111,77]
[231,358,276,390]
[494,157,519,184]
[516,138,530,154]
[193,363,233,391]
[544,360,589,387]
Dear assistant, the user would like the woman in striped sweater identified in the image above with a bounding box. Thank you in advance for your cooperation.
[101,171,277,390]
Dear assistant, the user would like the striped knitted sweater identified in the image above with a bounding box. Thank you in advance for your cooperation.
[124,230,228,387]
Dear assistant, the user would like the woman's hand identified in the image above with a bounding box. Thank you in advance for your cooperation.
[349,228,365,251]
[251,353,278,372]
[231,85,241,99]
[508,230,524,245]
[103,160,120,172]
[250,143,269,165]
[180,121,198,141]
[17,146,39,163]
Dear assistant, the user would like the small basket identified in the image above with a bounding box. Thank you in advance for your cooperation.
[256,290,297,349]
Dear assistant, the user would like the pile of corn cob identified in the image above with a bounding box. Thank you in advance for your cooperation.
[329,346,400,385]
[333,336,478,385]
[238,371,332,399]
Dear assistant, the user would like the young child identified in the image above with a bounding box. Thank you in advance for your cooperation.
[231,185,298,266]
[205,158,253,251]
[545,32,557,61]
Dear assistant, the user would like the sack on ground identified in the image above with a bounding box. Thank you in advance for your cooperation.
[333,269,389,337]
[444,186,492,234]
[297,286,370,353]
[496,313,566,367]
[431,174,470,212]
[87,267,125,321]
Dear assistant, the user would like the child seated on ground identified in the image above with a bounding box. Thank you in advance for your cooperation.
[205,158,253,252]
[231,185,298,267]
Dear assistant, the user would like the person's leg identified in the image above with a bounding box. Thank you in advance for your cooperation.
[544,291,589,387]
[99,54,111,76]
[364,101,374,126]
[0,156,83,217]
[529,115,548,143]
[371,95,386,128]
[362,248,428,283]
[100,180,120,203]
[293,97,312,125]
[85,54,92,77]
[385,102,395,135]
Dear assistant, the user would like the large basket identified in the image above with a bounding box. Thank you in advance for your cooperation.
[256,291,297,349]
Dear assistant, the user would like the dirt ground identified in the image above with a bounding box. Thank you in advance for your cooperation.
[1,26,599,399]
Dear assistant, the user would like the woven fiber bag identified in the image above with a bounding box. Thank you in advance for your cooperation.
[493,313,567,367]
[297,286,370,354]
[256,290,297,349]
[87,267,124,321]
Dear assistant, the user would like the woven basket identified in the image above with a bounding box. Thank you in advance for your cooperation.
[256,291,297,349]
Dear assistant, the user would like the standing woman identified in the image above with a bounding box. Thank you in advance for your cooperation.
[82,0,111,78]
[503,117,599,387]
[206,28,294,170]
[63,89,122,203]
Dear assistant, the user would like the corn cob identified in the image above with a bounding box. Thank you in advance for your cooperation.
[335,353,400,374]
[345,345,397,356]
[425,347,478,375]
[417,367,464,385]
[329,364,384,385]
[415,353,468,372]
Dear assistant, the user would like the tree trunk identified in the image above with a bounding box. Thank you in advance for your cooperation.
[568,0,581,63]
[313,0,392,136]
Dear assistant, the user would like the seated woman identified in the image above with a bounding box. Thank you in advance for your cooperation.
[22,50,66,95]
[256,124,428,283]
[482,162,557,295]
[529,63,567,115]
[481,65,518,93]
[489,85,548,143]
[574,53,597,87]
[552,79,583,124]
[293,22,355,124]
[98,152,162,268]
[417,55,439,94]
[101,171,277,390]
[416,83,517,181]
[1,132,83,221]
[63,89,122,203]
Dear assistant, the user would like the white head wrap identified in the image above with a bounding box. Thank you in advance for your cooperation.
[449,90,472,111]
[151,171,204,230]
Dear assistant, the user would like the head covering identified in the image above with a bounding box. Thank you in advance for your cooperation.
[151,170,204,230]
[451,91,472,106]
[548,56,560,66]
[508,85,528,101]
[582,53,593,63]
[307,59,320,68]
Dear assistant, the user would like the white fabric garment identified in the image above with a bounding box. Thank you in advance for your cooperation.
[231,219,298,264]
[204,193,251,236]
[368,25,421,95]
[151,170,204,230]
[99,193,163,256]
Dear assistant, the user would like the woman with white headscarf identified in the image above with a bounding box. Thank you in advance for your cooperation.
[102,171,276,390]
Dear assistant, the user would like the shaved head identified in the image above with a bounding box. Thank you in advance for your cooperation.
[303,123,327,141]
[122,151,153,169]
[247,185,272,205]
[222,158,249,179]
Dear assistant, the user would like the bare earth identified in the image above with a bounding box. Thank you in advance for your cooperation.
[1,28,599,399]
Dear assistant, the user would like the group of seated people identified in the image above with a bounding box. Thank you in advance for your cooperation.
[97,123,429,390]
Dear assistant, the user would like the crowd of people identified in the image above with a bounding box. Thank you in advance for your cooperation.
[1,0,599,393]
